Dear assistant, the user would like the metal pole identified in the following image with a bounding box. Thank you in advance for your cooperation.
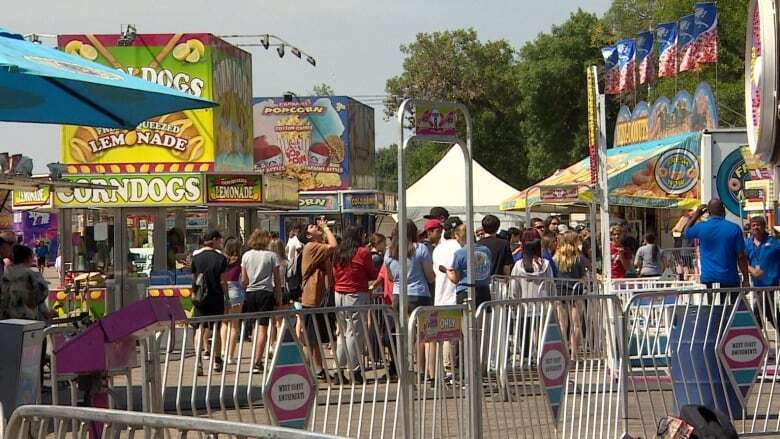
[396,99,412,439]
[461,108,483,439]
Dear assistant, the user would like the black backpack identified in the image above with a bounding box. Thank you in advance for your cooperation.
[285,252,303,302]
[678,405,738,439]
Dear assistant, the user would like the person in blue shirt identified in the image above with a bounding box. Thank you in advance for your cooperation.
[683,199,750,301]
[746,216,780,287]
[446,224,493,308]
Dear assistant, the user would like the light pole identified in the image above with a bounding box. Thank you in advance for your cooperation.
[219,34,316,67]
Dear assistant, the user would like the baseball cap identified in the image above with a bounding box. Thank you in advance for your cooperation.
[443,216,463,231]
[557,224,569,234]
[423,218,444,232]
[0,231,16,245]
[424,207,449,220]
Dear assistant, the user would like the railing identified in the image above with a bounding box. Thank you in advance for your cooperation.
[623,287,780,438]
[3,405,344,438]
[476,295,625,439]
[158,304,402,438]
[660,247,699,281]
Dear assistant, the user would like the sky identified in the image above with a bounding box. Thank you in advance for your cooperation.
[2,0,611,172]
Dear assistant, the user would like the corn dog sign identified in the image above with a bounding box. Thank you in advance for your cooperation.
[58,34,253,173]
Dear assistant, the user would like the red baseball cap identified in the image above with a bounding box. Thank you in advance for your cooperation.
[423,218,444,233]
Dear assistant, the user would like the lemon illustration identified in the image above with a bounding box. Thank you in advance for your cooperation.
[186,39,206,56]
[79,44,98,61]
[163,289,174,297]
[185,50,201,63]
[56,291,67,301]
[124,130,138,146]
[172,43,190,61]
[90,290,102,300]
[64,40,82,55]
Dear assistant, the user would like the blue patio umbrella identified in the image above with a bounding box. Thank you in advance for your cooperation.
[0,28,215,129]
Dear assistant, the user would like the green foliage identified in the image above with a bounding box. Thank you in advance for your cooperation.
[517,10,602,181]
[374,143,449,192]
[600,0,747,127]
[378,0,748,193]
[383,29,526,188]
[311,83,335,96]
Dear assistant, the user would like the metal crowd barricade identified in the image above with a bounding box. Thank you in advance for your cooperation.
[660,247,699,281]
[3,405,344,438]
[158,304,402,439]
[490,275,592,301]
[407,304,470,439]
[623,287,780,438]
[476,294,625,439]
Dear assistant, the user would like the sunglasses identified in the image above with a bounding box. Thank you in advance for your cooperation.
[535,225,545,230]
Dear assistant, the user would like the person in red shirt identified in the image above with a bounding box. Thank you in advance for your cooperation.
[610,225,631,278]
[332,225,378,384]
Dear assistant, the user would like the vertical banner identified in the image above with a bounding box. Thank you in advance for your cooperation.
[679,14,699,72]
[694,2,719,66]
[616,39,636,93]
[657,22,678,78]
[601,46,620,95]
[586,67,600,186]
[636,31,656,85]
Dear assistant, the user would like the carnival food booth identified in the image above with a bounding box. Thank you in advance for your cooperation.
[27,32,297,318]
[502,83,776,249]
[252,95,395,236]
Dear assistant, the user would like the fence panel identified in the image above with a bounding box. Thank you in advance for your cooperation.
[624,287,780,438]
[407,304,470,439]
[3,405,344,438]
[476,294,625,439]
[157,304,402,439]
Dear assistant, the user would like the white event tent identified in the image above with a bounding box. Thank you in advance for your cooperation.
[402,145,523,227]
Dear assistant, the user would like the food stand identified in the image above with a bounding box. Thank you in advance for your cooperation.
[500,82,750,248]
[253,95,394,236]
[36,33,297,317]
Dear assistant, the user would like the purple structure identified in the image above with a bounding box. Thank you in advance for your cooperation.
[12,211,58,261]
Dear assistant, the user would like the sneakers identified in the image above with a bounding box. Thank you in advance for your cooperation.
[252,363,264,374]
[347,369,364,385]
[316,369,336,381]
[213,357,224,373]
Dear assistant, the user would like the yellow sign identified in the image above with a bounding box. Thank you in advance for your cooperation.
[54,174,203,208]
[13,187,52,209]
[59,33,254,173]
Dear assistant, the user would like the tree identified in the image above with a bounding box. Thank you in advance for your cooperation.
[383,29,526,188]
[598,0,747,128]
[374,143,449,192]
[517,10,604,181]
[311,83,335,96]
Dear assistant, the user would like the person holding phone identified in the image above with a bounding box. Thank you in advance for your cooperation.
[683,199,750,300]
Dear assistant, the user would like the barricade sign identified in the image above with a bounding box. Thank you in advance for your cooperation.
[417,308,462,342]
[263,317,316,429]
[538,308,569,423]
[717,294,768,402]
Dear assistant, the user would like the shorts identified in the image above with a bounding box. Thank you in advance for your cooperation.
[393,294,433,316]
[456,287,491,309]
[194,298,225,328]
[227,281,245,307]
[303,308,335,344]
[37,256,46,267]
[243,290,276,326]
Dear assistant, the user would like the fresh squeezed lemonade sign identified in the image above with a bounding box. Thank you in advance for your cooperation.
[58,34,214,169]
[54,174,202,208]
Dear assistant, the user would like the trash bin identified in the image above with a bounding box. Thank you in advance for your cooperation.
[669,304,744,418]
[0,319,45,422]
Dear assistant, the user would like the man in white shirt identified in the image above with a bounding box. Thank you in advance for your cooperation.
[433,217,462,306]
[431,216,463,381]
[285,225,303,262]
